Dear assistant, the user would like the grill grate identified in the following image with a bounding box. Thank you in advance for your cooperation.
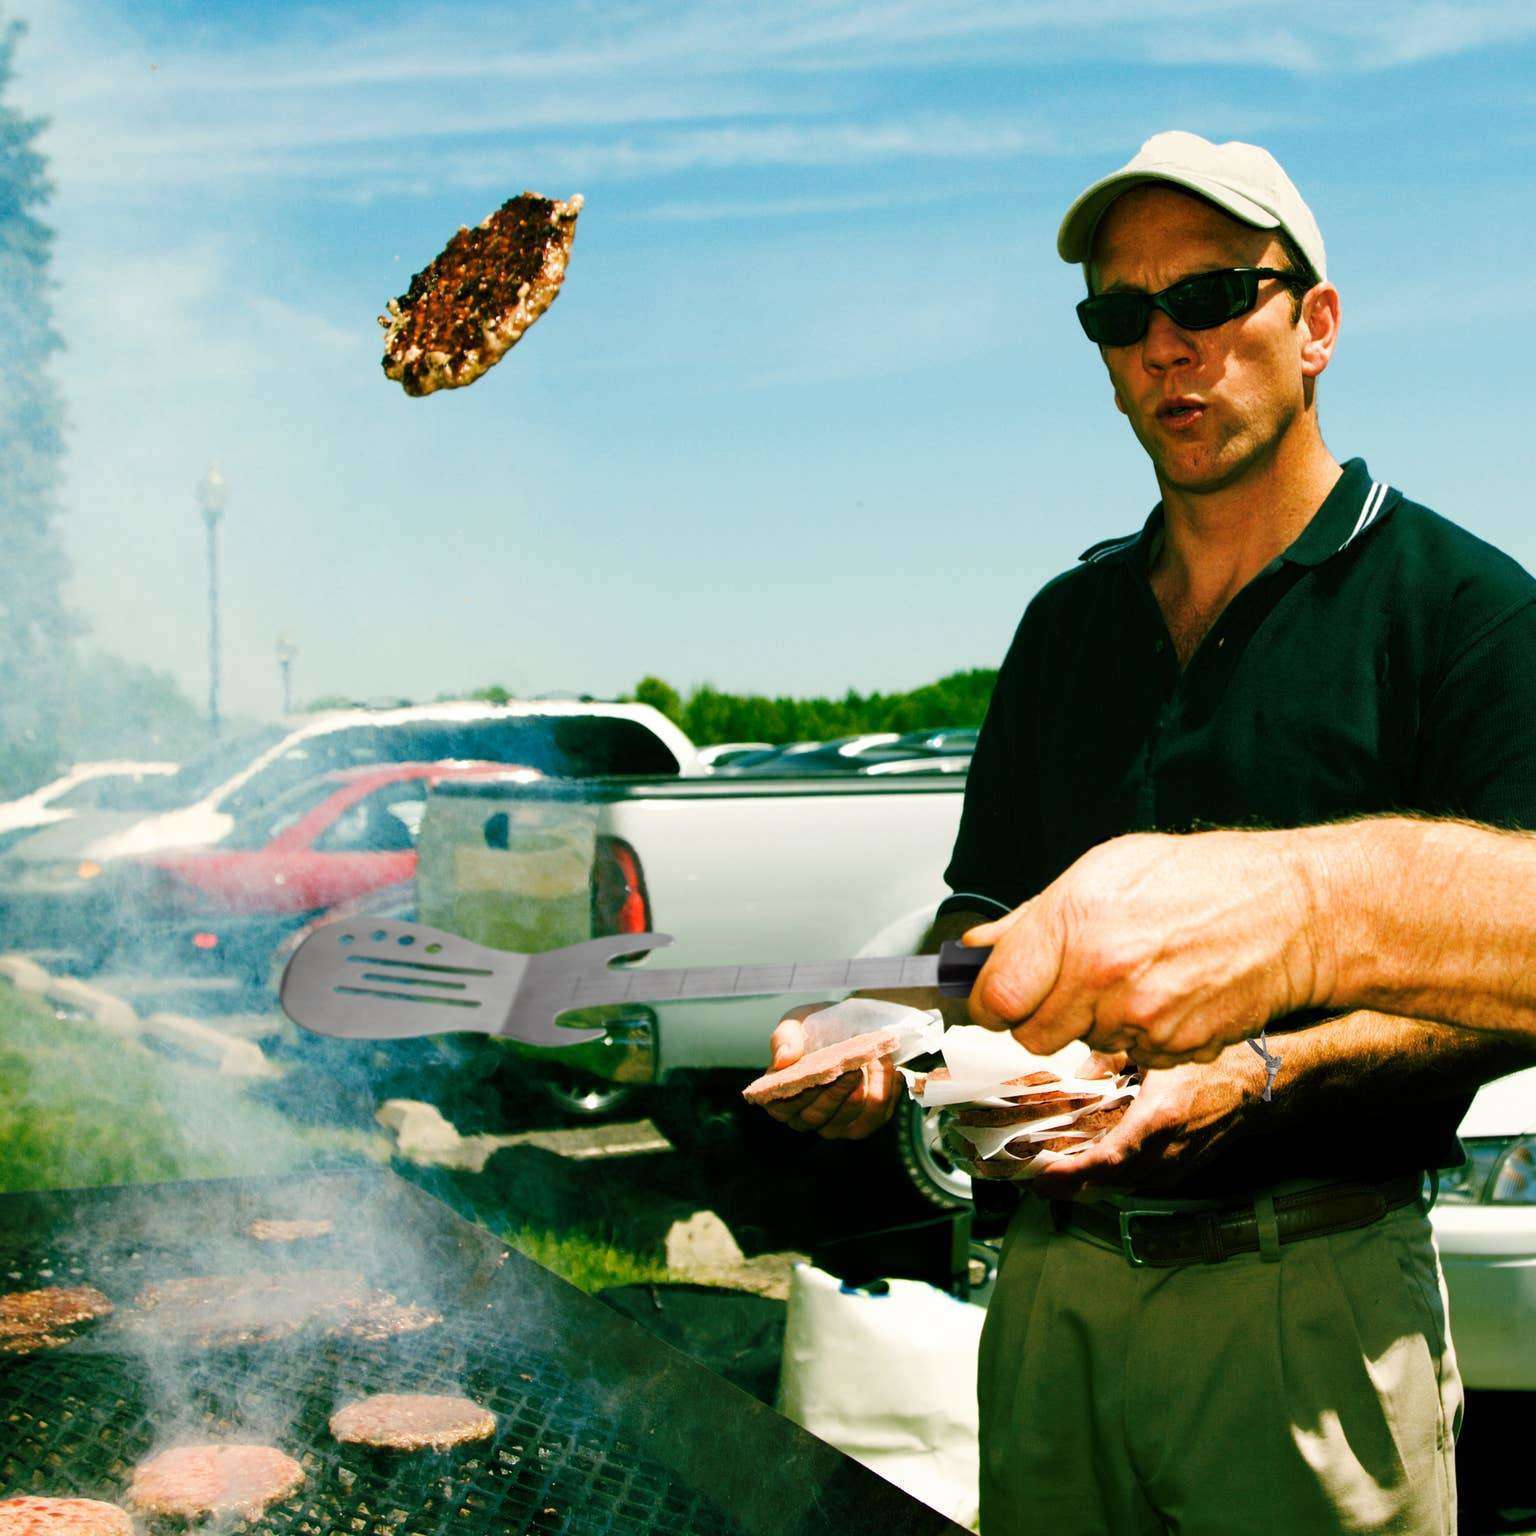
[3,1327,738,1535]
[0,1172,962,1536]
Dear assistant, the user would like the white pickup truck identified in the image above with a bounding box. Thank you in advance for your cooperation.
[414,770,1536,1393]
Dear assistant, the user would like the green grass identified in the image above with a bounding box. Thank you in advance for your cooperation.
[0,981,673,1295]
[0,983,383,1193]
[502,1221,676,1293]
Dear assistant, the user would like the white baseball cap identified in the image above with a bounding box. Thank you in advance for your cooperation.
[1057,130,1327,281]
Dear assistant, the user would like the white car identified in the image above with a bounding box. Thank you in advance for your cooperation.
[82,700,700,863]
[0,761,179,841]
[1434,1067,1536,1390]
[697,742,774,769]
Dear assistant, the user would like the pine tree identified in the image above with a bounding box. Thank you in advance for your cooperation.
[0,18,72,795]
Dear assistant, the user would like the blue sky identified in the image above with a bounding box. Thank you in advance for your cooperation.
[13,0,1536,720]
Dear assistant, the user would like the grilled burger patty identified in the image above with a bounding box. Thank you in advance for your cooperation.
[0,1286,114,1336]
[344,1300,441,1342]
[329,1393,497,1451]
[246,1218,333,1243]
[127,1270,371,1347]
[127,1444,304,1520]
[0,1497,133,1535]
[379,192,582,397]
[124,1270,436,1348]
[0,1286,113,1354]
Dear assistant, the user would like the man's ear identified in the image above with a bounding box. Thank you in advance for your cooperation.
[1113,388,1128,417]
[1299,282,1341,380]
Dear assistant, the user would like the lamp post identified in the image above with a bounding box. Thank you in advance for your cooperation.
[275,631,298,716]
[196,466,227,738]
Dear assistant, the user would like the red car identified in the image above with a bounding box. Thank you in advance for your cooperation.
[110,761,516,980]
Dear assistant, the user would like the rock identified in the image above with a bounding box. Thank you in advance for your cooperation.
[665,1210,745,1275]
[141,1012,281,1078]
[376,1098,510,1173]
[0,953,51,994]
[42,976,139,1039]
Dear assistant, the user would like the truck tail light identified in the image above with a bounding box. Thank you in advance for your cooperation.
[591,835,651,935]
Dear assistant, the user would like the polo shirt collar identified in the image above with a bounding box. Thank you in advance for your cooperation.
[1282,458,1401,567]
[1077,457,1400,571]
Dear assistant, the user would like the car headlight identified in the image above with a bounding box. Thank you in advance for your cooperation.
[1437,1135,1536,1205]
[1490,1138,1536,1204]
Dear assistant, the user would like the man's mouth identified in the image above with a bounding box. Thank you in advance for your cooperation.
[1156,397,1205,429]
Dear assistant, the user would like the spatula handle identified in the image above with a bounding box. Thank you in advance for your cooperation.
[935,941,992,997]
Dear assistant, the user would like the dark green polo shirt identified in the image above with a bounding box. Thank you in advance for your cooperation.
[943,457,1536,1196]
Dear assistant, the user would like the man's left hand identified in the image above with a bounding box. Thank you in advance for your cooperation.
[1028,1045,1262,1197]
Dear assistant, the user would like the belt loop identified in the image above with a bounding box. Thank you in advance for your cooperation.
[1422,1168,1439,1213]
[1255,1191,1281,1263]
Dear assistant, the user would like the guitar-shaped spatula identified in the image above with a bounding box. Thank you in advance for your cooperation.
[279,919,993,1047]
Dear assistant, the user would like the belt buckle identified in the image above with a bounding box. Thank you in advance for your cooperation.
[1117,1207,1185,1268]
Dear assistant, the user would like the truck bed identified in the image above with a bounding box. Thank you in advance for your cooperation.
[417,773,966,1075]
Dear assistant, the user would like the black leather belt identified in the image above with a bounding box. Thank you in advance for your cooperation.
[1048,1173,1426,1268]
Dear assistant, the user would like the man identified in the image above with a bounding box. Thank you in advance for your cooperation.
[963,816,1536,1064]
[763,131,1536,1534]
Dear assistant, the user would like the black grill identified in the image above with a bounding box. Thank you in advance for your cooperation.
[0,1171,963,1536]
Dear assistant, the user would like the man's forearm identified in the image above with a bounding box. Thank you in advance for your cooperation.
[1300,818,1536,1040]
[1265,1007,1536,1120]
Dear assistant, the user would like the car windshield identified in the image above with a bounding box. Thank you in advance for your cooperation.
[130,726,289,812]
[218,774,347,851]
[47,772,174,811]
[220,717,677,819]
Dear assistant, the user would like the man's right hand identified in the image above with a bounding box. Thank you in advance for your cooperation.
[761,1002,906,1140]
[964,829,1323,1065]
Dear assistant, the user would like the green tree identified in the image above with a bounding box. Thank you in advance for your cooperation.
[56,652,209,763]
[631,675,682,724]
[626,670,998,746]
[0,19,73,795]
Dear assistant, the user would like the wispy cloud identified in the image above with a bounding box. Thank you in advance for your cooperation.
[18,0,1536,204]
[635,186,979,222]
[15,0,1536,716]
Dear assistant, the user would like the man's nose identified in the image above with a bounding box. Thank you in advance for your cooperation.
[1141,306,1195,371]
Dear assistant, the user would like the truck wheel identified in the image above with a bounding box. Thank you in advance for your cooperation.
[888,1094,973,1210]
[536,1067,635,1123]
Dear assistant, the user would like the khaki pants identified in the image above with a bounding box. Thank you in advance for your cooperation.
[978,1192,1462,1535]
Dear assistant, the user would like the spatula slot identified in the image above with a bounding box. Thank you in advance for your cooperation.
[334,984,482,1009]
[355,971,469,991]
[344,953,493,977]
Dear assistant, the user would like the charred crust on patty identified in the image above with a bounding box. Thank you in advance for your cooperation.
[0,1286,113,1354]
[329,1393,497,1452]
[379,191,582,396]
[0,1496,134,1536]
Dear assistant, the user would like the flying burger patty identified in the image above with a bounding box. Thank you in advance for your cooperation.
[127,1445,304,1520]
[0,1498,133,1536]
[329,1393,497,1451]
[379,192,582,397]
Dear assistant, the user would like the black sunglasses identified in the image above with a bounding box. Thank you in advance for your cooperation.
[1076,267,1306,347]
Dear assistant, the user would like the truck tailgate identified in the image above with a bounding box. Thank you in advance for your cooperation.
[417,785,603,953]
